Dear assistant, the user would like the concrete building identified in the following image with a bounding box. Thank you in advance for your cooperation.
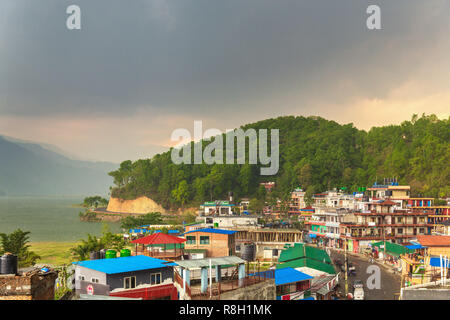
[182,228,237,258]
[306,207,350,247]
[72,255,177,300]
[196,215,258,229]
[340,200,431,252]
[199,201,235,216]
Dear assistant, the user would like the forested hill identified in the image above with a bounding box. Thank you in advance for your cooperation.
[108,114,449,209]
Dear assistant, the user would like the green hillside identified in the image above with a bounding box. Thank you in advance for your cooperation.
[108,114,449,209]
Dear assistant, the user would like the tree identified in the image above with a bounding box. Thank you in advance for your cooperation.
[248,198,264,214]
[172,180,189,207]
[120,212,164,230]
[0,229,40,267]
[71,234,103,261]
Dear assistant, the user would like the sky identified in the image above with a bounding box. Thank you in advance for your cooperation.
[0,0,449,163]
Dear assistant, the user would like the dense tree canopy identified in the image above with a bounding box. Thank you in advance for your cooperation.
[108,114,449,209]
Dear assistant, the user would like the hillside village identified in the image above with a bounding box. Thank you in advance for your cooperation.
[1,179,450,301]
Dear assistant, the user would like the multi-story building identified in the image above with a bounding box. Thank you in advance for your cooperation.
[290,188,306,212]
[306,208,350,247]
[339,200,432,253]
[311,189,356,210]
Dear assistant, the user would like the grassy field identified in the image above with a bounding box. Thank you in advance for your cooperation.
[30,242,136,266]
[30,242,80,266]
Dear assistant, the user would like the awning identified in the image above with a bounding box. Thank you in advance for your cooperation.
[405,244,424,250]
[430,256,450,267]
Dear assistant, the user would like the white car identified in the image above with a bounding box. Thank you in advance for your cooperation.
[353,286,364,300]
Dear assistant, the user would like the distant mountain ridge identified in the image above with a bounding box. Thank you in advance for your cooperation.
[0,135,117,196]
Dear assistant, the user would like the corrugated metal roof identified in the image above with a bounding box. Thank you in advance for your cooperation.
[276,243,336,275]
[274,267,313,286]
[417,235,450,247]
[174,256,245,269]
[182,228,237,235]
[278,243,332,264]
[72,255,171,274]
[372,241,414,256]
[131,233,186,245]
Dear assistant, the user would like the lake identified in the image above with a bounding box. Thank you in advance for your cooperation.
[0,196,121,242]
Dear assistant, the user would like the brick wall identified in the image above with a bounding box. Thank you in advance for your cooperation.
[185,232,235,257]
[0,272,57,300]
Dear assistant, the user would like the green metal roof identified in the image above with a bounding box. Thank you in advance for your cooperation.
[277,243,335,274]
[278,243,332,264]
[371,241,414,257]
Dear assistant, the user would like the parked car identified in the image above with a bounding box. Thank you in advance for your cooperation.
[353,286,364,300]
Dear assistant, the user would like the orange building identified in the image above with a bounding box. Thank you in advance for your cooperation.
[182,228,236,258]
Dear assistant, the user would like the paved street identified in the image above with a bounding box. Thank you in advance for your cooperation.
[329,249,401,300]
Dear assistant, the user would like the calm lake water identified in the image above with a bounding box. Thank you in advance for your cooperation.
[0,196,121,242]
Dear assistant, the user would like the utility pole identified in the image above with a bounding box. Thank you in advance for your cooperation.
[344,238,348,298]
[383,225,386,264]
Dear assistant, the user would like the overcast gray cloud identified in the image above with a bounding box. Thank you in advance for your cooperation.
[0,0,449,162]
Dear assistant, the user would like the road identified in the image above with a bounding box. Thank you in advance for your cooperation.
[329,249,401,300]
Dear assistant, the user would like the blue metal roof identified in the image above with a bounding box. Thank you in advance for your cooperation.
[274,267,313,286]
[249,268,313,286]
[72,255,172,274]
[430,256,450,267]
[183,228,237,235]
[405,244,424,250]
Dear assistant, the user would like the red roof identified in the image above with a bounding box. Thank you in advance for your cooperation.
[131,232,186,245]
[416,235,450,247]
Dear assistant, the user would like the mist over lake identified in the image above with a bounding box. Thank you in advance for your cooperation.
[0,196,121,242]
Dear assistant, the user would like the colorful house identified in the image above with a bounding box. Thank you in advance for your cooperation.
[72,255,177,300]
[182,228,236,257]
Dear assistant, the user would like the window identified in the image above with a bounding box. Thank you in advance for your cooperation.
[124,276,136,289]
[151,273,162,285]
[419,228,425,234]
[91,278,99,283]
[200,236,210,245]
[79,275,85,281]
[398,228,403,234]
[186,236,196,244]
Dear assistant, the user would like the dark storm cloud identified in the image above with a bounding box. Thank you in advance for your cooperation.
[0,0,449,119]
[0,0,449,116]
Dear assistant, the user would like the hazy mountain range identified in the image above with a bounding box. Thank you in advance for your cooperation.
[0,135,117,196]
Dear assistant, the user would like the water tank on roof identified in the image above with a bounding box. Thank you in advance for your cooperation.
[120,249,131,257]
[0,253,18,275]
[89,251,100,260]
[241,243,256,262]
[105,250,117,259]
